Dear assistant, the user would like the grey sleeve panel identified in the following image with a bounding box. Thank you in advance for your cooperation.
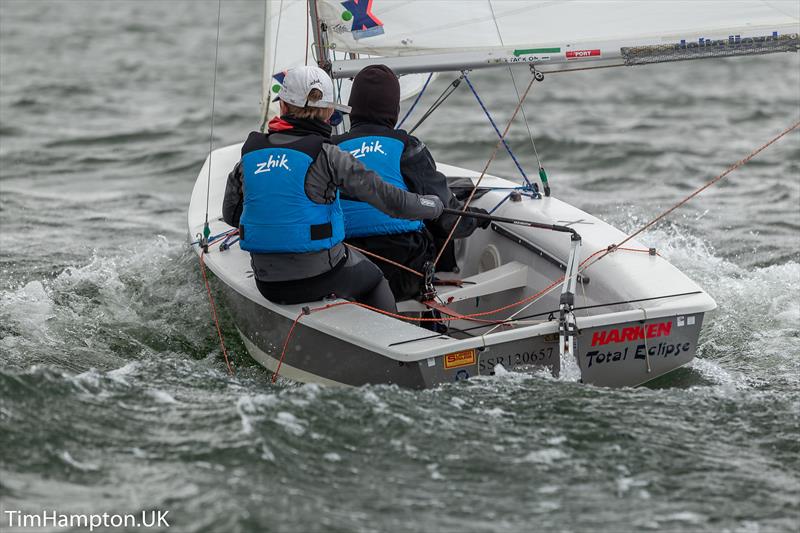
[306,144,440,220]
[304,146,340,205]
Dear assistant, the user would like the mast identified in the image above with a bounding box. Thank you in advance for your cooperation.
[307,0,329,71]
[259,0,273,130]
[308,0,345,133]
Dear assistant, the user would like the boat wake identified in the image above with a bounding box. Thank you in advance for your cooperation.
[2,224,796,392]
[614,222,799,391]
[0,237,234,375]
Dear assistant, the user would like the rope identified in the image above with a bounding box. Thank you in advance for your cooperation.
[391,289,703,347]
[191,228,237,247]
[484,122,798,326]
[269,112,799,381]
[271,296,504,382]
[424,300,506,325]
[485,0,547,194]
[272,309,305,383]
[463,73,535,190]
[487,189,538,214]
[272,246,657,379]
[344,243,423,278]
[433,74,537,266]
[396,73,433,130]
[507,66,544,170]
[486,247,653,332]
[581,120,800,273]
[199,253,234,375]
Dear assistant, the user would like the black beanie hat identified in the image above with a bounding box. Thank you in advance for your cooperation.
[348,65,400,129]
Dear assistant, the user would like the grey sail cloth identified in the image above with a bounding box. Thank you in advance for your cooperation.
[222,133,443,282]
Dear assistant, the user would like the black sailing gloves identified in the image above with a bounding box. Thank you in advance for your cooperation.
[420,194,445,219]
[471,207,492,229]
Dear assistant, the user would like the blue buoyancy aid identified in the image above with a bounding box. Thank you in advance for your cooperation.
[335,133,424,238]
[238,133,344,254]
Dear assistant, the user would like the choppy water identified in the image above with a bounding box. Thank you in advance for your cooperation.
[1,2,799,532]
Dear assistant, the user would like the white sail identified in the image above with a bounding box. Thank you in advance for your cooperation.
[260,0,433,124]
[315,0,800,76]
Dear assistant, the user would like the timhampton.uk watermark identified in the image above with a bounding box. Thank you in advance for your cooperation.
[3,509,169,531]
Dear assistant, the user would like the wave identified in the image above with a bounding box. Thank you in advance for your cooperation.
[0,237,237,374]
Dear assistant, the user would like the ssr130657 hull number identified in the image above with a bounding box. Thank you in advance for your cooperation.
[480,348,554,372]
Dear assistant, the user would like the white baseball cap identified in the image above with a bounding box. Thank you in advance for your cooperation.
[275,65,352,113]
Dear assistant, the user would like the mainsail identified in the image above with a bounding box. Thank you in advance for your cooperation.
[311,0,800,76]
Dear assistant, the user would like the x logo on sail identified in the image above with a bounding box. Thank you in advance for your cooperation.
[341,0,384,40]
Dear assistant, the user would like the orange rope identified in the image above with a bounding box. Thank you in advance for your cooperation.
[199,253,234,375]
[581,120,800,273]
[425,300,515,325]
[345,243,423,278]
[270,246,655,381]
[272,309,306,383]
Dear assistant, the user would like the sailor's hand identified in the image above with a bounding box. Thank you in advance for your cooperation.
[470,207,492,229]
[419,195,444,219]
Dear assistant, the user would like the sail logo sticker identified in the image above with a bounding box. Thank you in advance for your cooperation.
[254,154,290,174]
[591,322,672,346]
[348,139,386,159]
[566,49,601,60]
[443,350,476,369]
[675,31,782,50]
[271,70,287,94]
[585,341,691,368]
[341,0,385,40]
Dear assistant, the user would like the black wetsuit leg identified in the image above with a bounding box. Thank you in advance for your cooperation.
[255,249,397,313]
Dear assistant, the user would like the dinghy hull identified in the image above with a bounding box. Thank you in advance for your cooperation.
[576,314,705,387]
[220,282,432,388]
[189,144,715,389]
[219,280,705,388]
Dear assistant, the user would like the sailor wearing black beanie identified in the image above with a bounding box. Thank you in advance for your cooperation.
[333,65,490,301]
[347,64,401,128]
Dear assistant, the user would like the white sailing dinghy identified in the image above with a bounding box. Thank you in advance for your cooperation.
[188,0,799,388]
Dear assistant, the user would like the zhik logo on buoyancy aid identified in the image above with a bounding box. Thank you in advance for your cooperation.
[239,140,345,254]
[335,134,422,238]
[254,153,291,174]
[348,139,386,159]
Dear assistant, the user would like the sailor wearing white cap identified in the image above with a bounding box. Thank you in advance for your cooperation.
[273,64,352,113]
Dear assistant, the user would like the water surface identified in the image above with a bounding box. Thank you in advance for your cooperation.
[1,2,799,532]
